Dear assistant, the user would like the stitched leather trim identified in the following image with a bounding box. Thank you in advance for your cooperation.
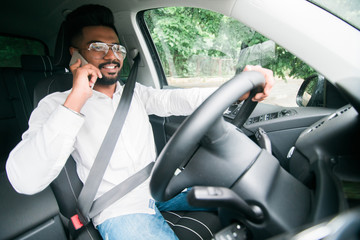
[165,221,203,240]
[64,163,78,201]
[164,211,214,237]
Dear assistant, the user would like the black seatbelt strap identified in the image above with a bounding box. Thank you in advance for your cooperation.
[70,53,153,230]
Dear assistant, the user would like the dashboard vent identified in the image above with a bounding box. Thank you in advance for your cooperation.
[307,106,352,133]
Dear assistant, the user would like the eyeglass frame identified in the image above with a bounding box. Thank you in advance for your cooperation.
[77,42,127,61]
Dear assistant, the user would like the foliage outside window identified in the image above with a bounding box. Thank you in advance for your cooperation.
[120,58,131,82]
[0,36,46,68]
[144,7,316,87]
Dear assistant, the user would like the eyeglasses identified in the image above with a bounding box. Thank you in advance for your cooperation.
[86,42,127,60]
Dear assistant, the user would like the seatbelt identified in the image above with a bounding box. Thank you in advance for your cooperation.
[89,161,154,218]
[70,53,153,231]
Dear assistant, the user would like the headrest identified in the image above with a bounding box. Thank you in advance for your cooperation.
[53,22,71,69]
[21,55,55,72]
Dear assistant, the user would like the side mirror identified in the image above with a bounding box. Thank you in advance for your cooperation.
[296,75,325,107]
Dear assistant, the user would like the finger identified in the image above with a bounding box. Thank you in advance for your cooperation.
[83,64,103,79]
[96,68,102,79]
[89,75,97,89]
[253,80,271,101]
[88,69,101,88]
[252,83,272,101]
[243,66,274,102]
[83,68,101,89]
[243,65,253,72]
[69,59,81,72]
[253,92,266,101]
[72,66,98,88]
[262,71,274,98]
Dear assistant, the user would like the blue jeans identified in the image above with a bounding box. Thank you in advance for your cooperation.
[97,190,201,240]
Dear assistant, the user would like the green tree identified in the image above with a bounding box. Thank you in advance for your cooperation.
[144,7,316,80]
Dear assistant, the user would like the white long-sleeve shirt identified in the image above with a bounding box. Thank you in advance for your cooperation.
[6,82,214,226]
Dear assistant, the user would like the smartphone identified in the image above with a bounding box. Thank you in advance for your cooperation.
[69,50,88,67]
[69,51,95,88]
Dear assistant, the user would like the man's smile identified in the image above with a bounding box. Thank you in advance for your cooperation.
[100,62,121,75]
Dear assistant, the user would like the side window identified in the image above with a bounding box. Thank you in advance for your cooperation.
[143,7,317,107]
[120,58,131,82]
[0,35,47,67]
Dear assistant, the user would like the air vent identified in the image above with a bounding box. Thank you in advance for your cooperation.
[307,106,352,133]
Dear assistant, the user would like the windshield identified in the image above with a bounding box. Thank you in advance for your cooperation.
[308,0,360,29]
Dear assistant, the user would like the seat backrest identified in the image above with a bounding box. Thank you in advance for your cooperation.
[21,55,63,109]
[0,55,60,172]
[33,72,73,107]
[0,55,59,171]
[0,68,23,172]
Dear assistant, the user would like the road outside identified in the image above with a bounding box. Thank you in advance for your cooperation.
[262,77,303,107]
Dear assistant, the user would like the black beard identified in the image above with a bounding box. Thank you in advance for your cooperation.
[95,73,121,86]
[96,61,122,86]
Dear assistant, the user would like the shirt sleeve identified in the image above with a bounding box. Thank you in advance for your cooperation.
[135,83,217,117]
[6,96,85,195]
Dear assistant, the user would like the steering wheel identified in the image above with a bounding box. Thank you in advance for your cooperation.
[150,71,265,202]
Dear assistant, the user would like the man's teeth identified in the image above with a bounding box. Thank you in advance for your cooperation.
[105,65,116,69]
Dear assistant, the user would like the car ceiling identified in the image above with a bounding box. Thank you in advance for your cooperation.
[1,0,134,45]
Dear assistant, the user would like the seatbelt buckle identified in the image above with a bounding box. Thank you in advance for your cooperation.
[68,213,89,238]
[68,214,84,238]
[70,214,84,230]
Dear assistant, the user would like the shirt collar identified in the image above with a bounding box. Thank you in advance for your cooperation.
[114,81,123,95]
[91,81,124,99]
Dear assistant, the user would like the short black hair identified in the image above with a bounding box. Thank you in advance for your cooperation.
[64,4,118,47]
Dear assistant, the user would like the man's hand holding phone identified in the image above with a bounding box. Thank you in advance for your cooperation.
[70,58,102,92]
[63,53,102,113]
